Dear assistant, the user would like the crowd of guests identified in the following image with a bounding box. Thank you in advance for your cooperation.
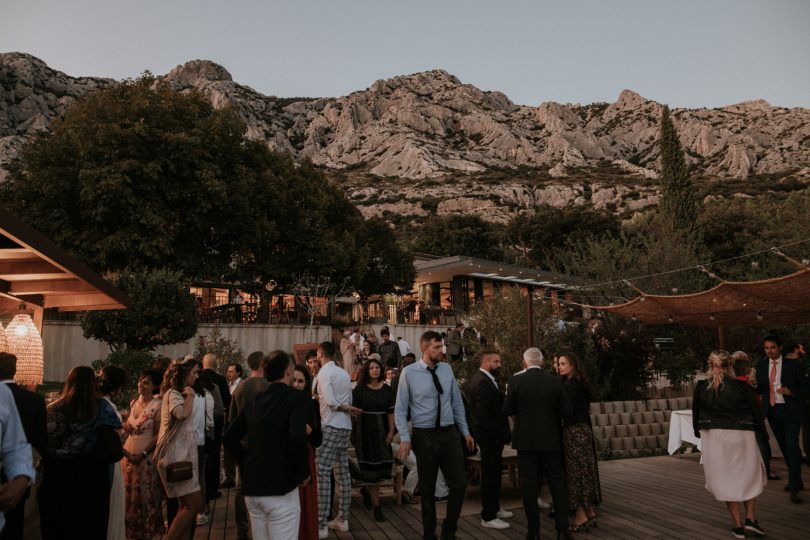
[692,335,807,538]
[0,330,807,540]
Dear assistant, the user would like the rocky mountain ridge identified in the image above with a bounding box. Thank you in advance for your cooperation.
[1,52,808,221]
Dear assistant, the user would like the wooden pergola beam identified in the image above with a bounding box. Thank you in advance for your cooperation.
[0,260,64,277]
[0,207,131,310]
[10,279,97,295]
[0,249,39,261]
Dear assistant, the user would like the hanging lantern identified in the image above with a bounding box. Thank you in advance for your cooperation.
[5,313,44,387]
[0,322,8,352]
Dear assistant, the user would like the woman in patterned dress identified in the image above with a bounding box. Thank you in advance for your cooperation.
[122,369,164,539]
[351,358,395,522]
[558,352,602,532]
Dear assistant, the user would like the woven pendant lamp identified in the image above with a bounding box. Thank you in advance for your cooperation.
[5,313,44,386]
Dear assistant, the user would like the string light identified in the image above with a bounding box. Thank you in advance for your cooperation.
[574,237,810,291]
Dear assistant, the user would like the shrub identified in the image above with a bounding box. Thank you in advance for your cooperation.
[193,327,245,375]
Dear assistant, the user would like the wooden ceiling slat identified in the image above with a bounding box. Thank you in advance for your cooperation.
[0,274,75,282]
[0,248,39,261]
[0,260,65,276]
[57,303,122,312]
[10,280,96,295]
[43,293,116,309]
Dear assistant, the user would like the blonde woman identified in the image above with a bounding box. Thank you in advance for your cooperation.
[155,358,204,540]
[692,351,768,539]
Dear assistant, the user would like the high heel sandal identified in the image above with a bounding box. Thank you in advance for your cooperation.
[569,521,589,533]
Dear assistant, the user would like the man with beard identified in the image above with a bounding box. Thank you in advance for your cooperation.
[465,351,513,530]
[395,331,474,540]
[755,336,806,503]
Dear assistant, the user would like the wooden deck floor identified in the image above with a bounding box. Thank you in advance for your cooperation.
[21,455,807,539]
[191,456,808,540]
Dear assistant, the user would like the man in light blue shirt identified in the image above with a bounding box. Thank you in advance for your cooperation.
[395,330,474,540]
[0,383,35,533]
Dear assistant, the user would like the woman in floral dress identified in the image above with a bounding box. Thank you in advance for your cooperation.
[123,369,164,539]
[558,352,602,532]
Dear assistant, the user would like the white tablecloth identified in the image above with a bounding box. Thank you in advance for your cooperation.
[669,409,785,458]
[668,410,701,454]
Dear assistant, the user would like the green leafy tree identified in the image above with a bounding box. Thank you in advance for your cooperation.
[505,205,619,268]
[2,76,378,290]
[356,217,417,297]
[242,158,368,287]
[699,192,810,280]
[411,214,505,261]
[2,75,266,281]
[659,105,699,231]
[193,327,245,375]
[91,349,156,396]
[463,287,599,397]
[555,212,708,297]
[81,269,198,351]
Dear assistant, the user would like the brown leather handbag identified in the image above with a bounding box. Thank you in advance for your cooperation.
[154,391,195,483]
[165,460,194,482]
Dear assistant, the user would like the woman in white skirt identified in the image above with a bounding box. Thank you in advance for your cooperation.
[692,350,768,539]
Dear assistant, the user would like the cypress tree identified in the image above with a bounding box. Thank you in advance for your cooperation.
[659,105,698,230]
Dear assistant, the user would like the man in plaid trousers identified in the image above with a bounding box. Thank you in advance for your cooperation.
[314,341,362,539]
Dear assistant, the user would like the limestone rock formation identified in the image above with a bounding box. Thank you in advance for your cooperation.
[1,52,808,220]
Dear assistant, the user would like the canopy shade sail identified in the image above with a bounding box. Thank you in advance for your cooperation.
[584,267,810,328]
[0,207,131,312]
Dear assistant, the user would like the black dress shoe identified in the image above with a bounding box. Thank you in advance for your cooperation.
[374,506,385,522]
[790,491,803,504]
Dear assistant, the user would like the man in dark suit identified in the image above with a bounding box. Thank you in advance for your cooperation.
[754,335,805,503]
[503,347,573,540]
[202,353,230,496]
[466,350,513,530]
[223,350,311,538]
[0,352,47,540]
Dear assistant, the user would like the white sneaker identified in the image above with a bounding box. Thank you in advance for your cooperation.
[481,518,511,529]
[537,497,552,509]
[327,518,349,532]
[318,527,329,539]
[497,509,514,519]
[195,512,209,526]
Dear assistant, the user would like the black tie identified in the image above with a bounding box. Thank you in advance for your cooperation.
[428,365,444,428]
